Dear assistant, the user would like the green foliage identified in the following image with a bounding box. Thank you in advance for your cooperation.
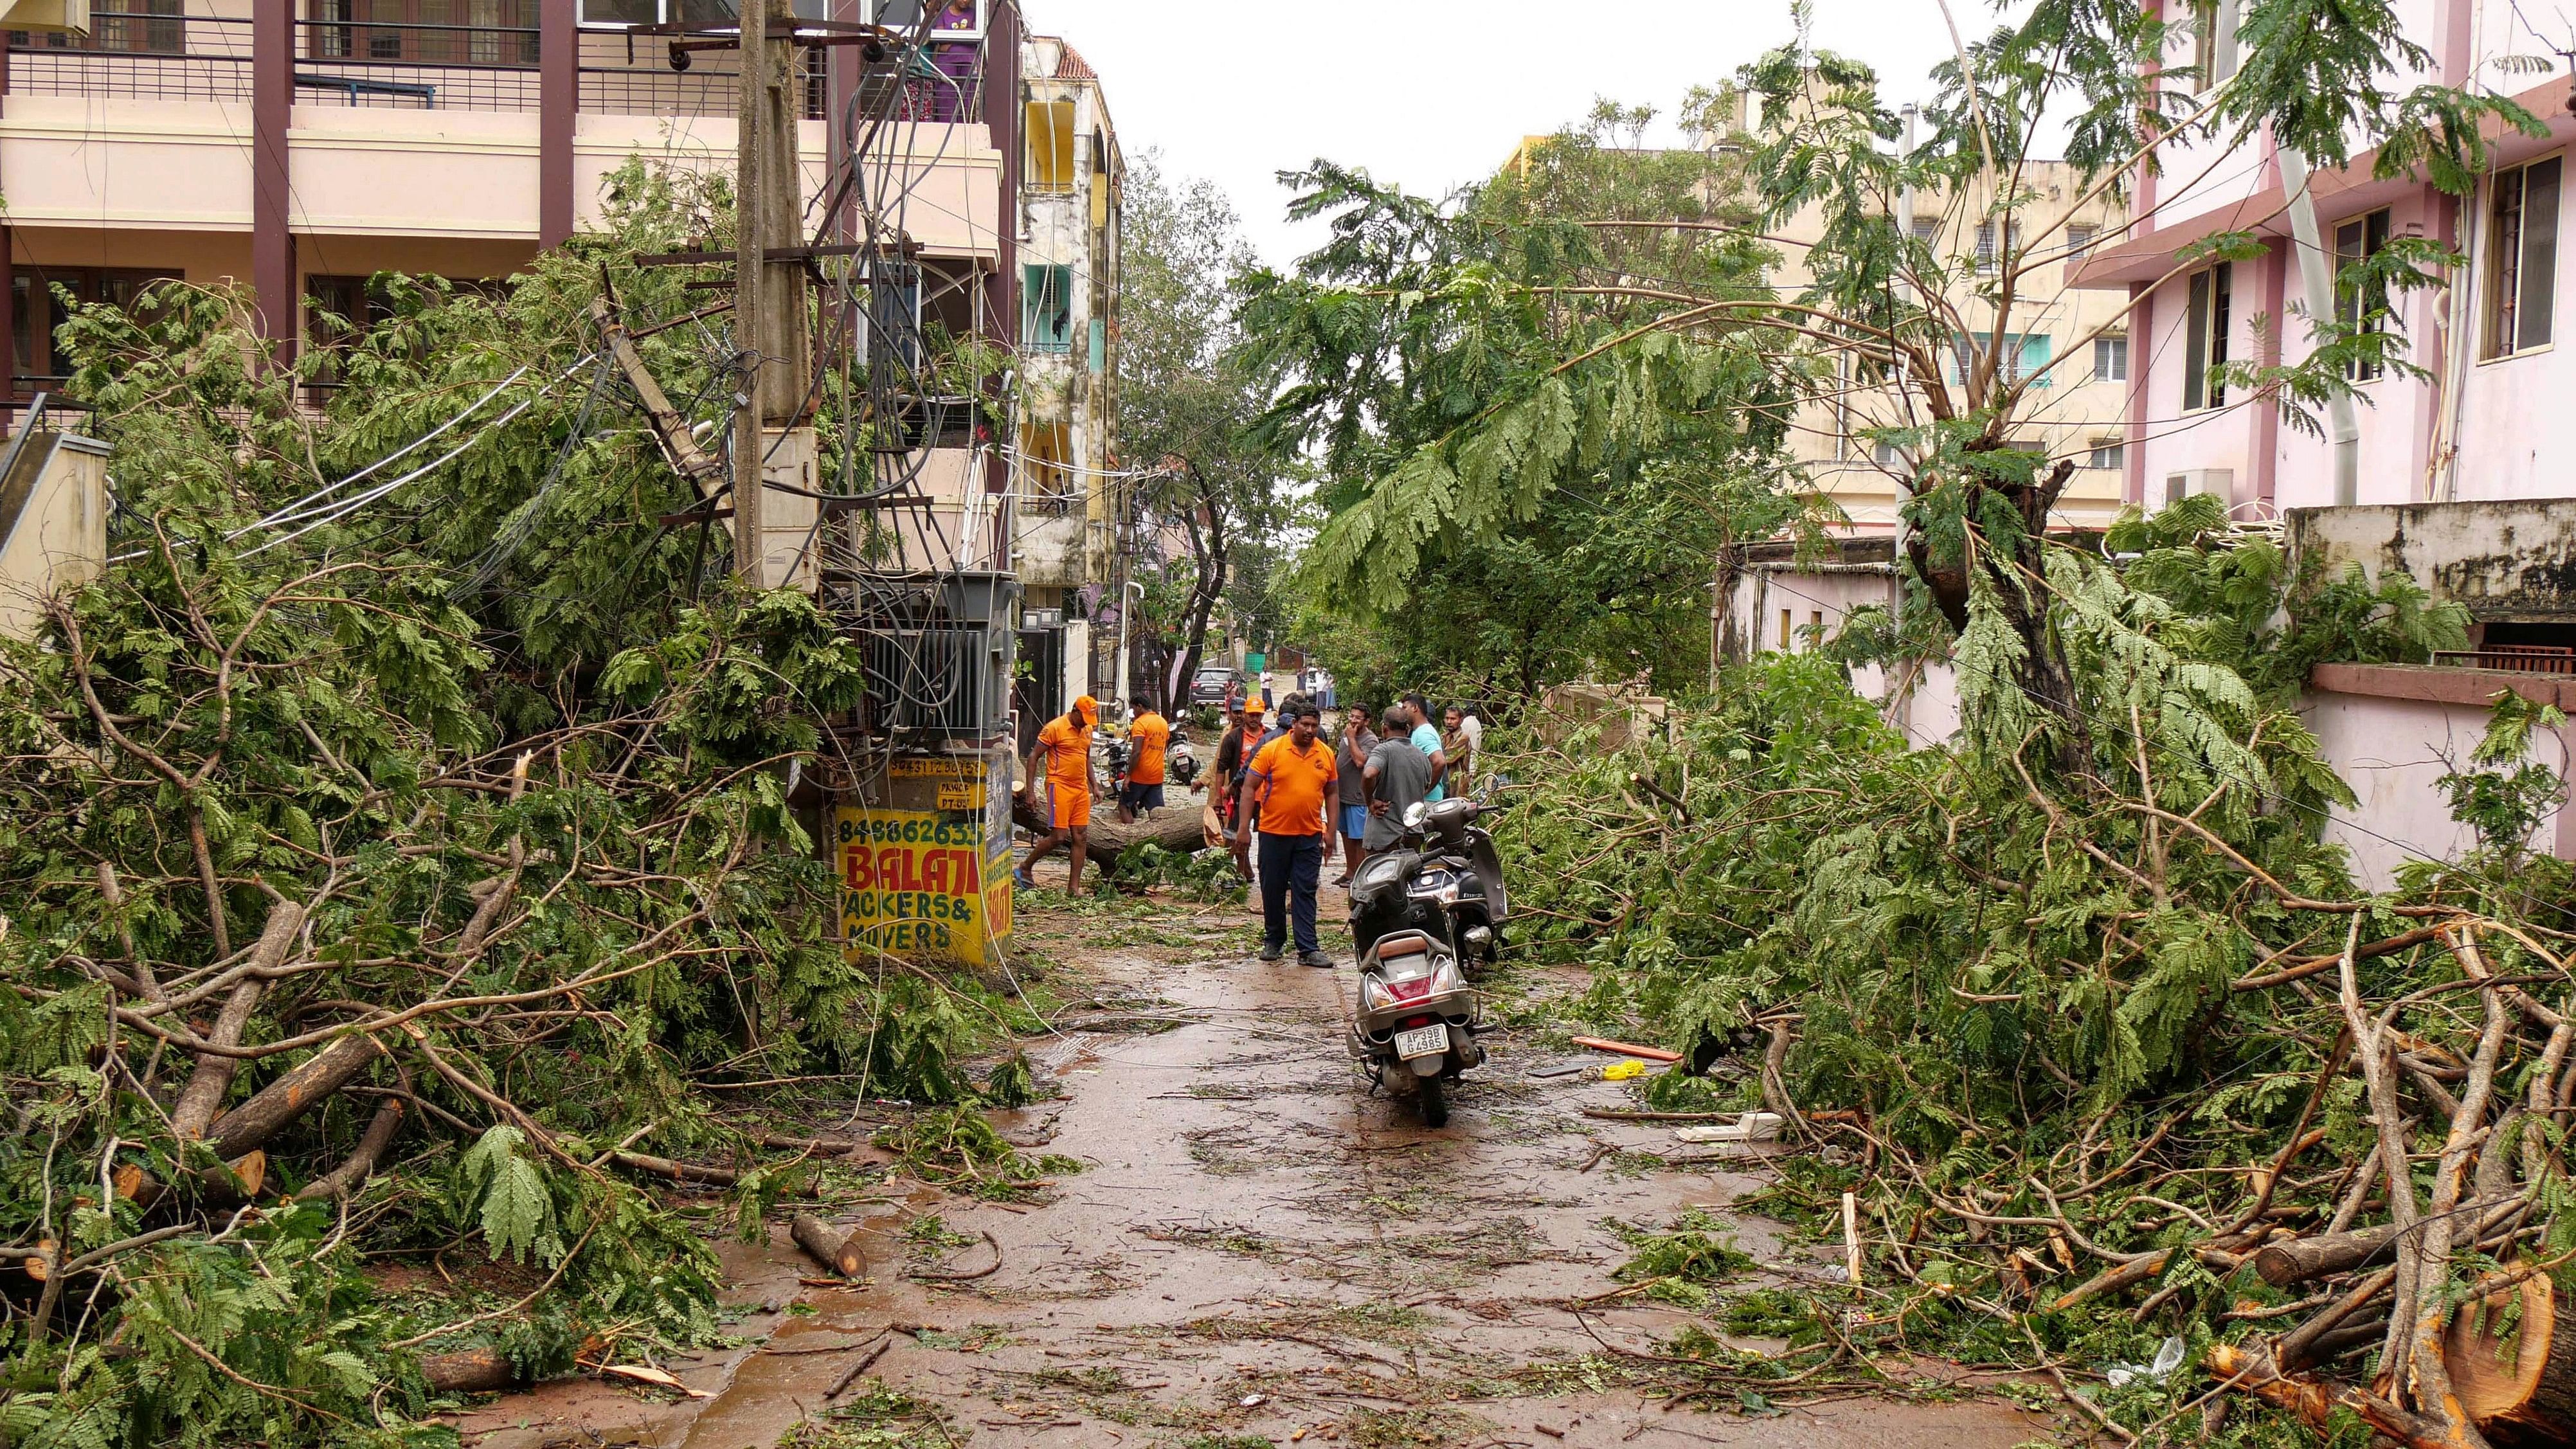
[870,1106,1079,1200]
[2438,692,2569,856]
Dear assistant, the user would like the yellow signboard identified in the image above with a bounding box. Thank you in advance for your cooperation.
[836,750,1013,967]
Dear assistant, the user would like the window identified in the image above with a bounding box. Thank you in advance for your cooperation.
[2087,438,2126,471]
[1087,318,1106,373]
[313,0,539,62]
[1871,438,1905,468]
[2335,208,2391,380]
[870,0,981,37]
[2005,332,2052,388]
[11,267,178,381]
[2093,334,2129,383]
[1022,264,1074,352]
[1025,100,1077,194]
[576,0,733,28]
[1779,608,1794,652]
[1974,221,2021,273]
[2183,262,2231,411]
[2189,0,2238,93]
[2486,156,2560,359]
[2066,222,2098,260]
[1018,419,1071,499]
[1909,216,1940,245]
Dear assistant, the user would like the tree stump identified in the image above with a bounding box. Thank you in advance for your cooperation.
[2444,1272,2576,1444]
[791,1212,866,1278]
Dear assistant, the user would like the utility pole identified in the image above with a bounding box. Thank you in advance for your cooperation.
[732,0,815,588]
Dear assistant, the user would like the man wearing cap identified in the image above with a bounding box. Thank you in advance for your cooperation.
[1215,696,1265,877]
[1234,699,1337,966]
[1019,695,1104,893]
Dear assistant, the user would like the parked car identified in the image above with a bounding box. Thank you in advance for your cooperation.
[1189,666,1244,708]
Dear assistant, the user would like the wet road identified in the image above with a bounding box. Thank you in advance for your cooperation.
[456,876,2051,1449]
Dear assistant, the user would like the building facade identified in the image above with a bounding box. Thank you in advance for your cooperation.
[2068,0,2576,883]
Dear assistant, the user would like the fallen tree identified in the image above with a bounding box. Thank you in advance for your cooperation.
[1486,500,2576,1446]
[0,164,1025,1447]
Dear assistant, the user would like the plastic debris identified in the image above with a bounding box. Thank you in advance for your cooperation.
[2103,1336,2186,1387]
[1601,1059,1646,1081]
[1673,1112,1785,1142]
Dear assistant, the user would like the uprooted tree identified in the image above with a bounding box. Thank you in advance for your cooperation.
[0,163,1027,1447]
[1238,1,2570,1442]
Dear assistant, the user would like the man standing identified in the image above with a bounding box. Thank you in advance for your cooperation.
[1332,703,1375,887]
[1403,692,1449,802]
[1362,705,1436,858]
[1018,695,1103,893]
[1119,701,1171,823]
[1443,705,1475,796]
[1216,697,1264,878]
[1236,701,1337,966]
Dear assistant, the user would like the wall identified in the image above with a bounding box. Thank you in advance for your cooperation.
[2288,500,2576,622]
[2304,665,2572,888]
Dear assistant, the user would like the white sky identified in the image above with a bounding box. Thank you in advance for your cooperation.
[1024,0,1975,267]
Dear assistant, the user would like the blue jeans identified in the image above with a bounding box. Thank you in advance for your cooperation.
[1257,831,1324,955]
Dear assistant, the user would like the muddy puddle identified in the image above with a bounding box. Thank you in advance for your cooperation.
[452,876,2051,1449]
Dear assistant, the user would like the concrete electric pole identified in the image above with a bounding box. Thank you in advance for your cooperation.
[732,0,817,589]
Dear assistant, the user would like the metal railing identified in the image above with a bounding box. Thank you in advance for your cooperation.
[2431,646,2576,676]
[3,15,898,122]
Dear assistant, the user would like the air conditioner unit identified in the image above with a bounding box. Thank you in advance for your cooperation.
[2161,469,2233,509]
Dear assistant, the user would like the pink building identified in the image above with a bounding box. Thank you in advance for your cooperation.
[2072,0,2576,883]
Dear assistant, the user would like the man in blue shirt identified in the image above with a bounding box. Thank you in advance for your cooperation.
[1403,693,1449,802]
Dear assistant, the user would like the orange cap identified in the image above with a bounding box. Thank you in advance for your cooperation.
[1074,694,1099,718]
[1243,698,1266,716]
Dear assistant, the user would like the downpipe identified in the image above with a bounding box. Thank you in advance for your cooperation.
[2280,142,2361,507]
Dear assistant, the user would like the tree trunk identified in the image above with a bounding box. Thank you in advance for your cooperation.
[204,1030,386,1161]
[421,1346,519,1394]
[2445,1273,2576,1444]
[1011,796,1211,872]
[2255,1223,2400,1288]
[168,902,307,1142]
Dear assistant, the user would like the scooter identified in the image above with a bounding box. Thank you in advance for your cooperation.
[1349,789,1511,971]
[1344,921,1482,1128]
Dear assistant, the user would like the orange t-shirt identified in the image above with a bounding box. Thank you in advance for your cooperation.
[1127,712,1170,785]
[1248,734,1337,836]
[1036,715,1094,797]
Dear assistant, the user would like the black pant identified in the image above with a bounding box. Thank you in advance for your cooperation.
[1257,831,1324,954]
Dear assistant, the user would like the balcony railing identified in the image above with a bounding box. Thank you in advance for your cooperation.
[0,12,846,118]
[2431,646,2576,676]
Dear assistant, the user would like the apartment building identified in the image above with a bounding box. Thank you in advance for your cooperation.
[1005,28,1118,712]
[2047,0,2576,883]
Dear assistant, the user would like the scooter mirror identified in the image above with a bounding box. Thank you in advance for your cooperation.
[1403,802,1430,830]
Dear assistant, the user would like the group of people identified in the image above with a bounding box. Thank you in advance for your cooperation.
[1015,687,1484,971]
[1015,694,1173,896]
[1214,692,1480,968]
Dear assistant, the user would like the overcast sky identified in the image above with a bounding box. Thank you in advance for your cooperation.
[1023,0,1974,267]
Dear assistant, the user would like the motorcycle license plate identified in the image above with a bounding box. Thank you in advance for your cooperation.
[1394,1025,1448,1061]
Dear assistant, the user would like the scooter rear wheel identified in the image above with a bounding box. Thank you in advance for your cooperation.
[1416,1072,1449,1128]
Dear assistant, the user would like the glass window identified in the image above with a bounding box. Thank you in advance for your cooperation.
[2188,0,2237,93]
[2334,208,2390,381]
[2487,156,2560,359]
[577,0,657,26]
[872,0,979,36]
[2009,332,2052,387]
[2183,262,2231,411]
[2094,334,2128,382]
[1022,264,1074,353]
[2088,439,2125,471]
[2066,222,2097,259]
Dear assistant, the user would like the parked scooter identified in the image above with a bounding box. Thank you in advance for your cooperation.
[1345,789,1509,1127]
[1347,788,1511,971]
[1344,920,1482,1127]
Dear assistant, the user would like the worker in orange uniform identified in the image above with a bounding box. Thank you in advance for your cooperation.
[1233,698,1337,966]
[1119,700,1171,823]
[1018,694,1103,893]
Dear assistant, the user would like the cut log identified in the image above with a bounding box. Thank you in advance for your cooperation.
[2254,1223,2398,1288]
[420,1346,518,1394]
[204,1030,387,1160]
[1008,796,1211,872]
[2444,1271,2576,1444]
[790,1212,867,1278]
[295,1093,408,1202]
[113,1150,267,1209]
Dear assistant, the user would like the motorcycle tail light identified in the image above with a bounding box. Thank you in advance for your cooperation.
[1385,977,1432,1004]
